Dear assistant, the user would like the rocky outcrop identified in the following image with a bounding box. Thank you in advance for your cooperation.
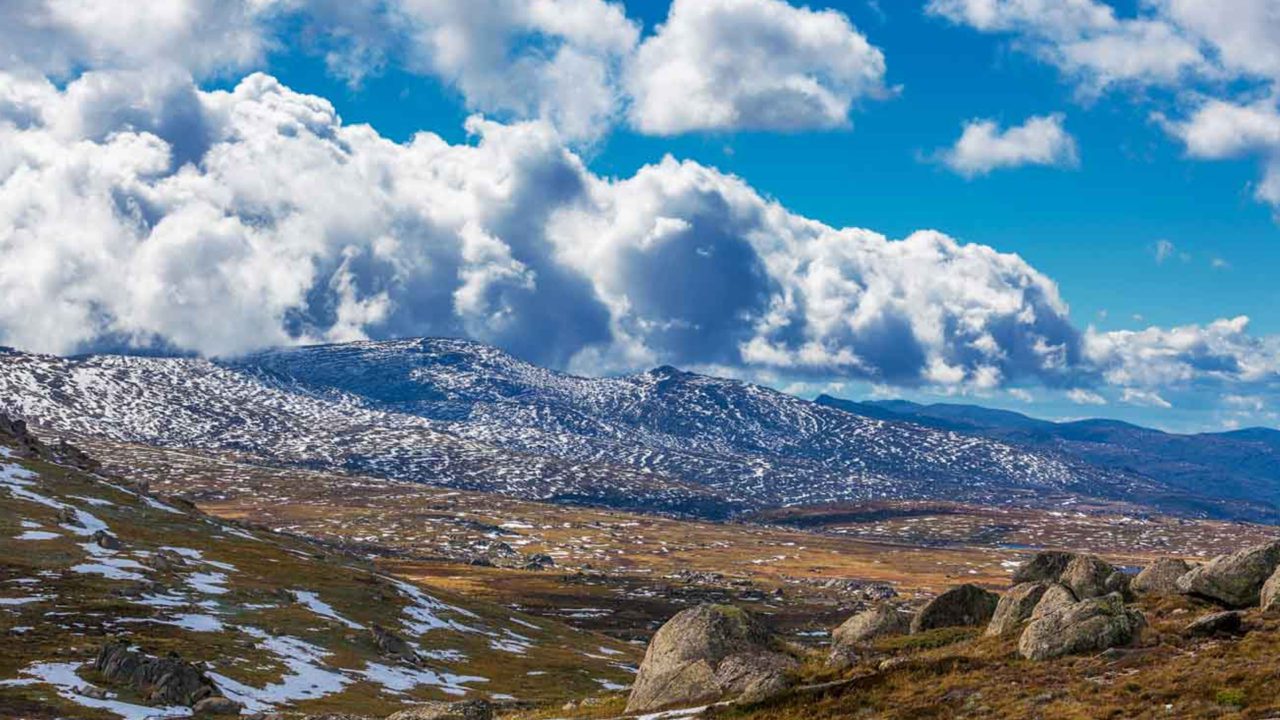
[0,412,99,471]
[1132,558,1195,595]
[910,584,999,634]
[1013,551,1128,600]
[626,604,797,713]
[1176,541,1280,607]
[1183,610,1244,637]
[1018,593,1145,661]
[985,583,1049,636]
[94,642,218,707]
[384,700,493,720]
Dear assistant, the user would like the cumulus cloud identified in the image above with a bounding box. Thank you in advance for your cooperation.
[1121,388,1173,409]
[928,0,1280,213]
[1086,316,1280,390]
[0,69,1088,391]
[940,113,1078,177]
[625,0,888,134]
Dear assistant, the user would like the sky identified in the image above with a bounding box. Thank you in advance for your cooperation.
[1,0,1279,432]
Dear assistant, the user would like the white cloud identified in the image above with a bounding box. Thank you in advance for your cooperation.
[625,0,888,134]
[1153,238,1176,263]
[929,0,1280,213]
[1008,387,1034,402]
[0,69,1088,391]
[940,113,1078,177]
[1121,388,1173,408]
[1086,316,1280,389]
[1066,388,1107,405]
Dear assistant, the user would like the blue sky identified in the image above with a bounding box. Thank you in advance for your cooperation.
[2,0,1279,432]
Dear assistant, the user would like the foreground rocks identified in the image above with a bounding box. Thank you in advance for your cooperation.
[95,642,218,707]
[910,584,998,634]
[832,604,913,646]
[1132,558,1195,595]
[1183,610,1245,637]
[1176,540,1280,607]
[985,583,1049,636]
[626,604,798,713]
[1018,593,1145,661]
[1013,551,1129,600]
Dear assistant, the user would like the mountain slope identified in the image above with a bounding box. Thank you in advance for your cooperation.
[0,338,1263,520]
[817,395,1280,521]
[0,418,637,718]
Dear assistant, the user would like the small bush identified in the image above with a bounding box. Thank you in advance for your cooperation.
[1215,688,1245,708]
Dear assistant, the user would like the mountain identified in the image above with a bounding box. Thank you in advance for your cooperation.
[0,416,636,717]
[817,395,1280,521]
[0,338,1270,521]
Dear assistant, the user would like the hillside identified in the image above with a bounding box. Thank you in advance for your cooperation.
[0,339,1195,521]
[0,417,637,718]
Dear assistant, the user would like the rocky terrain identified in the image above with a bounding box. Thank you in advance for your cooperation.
[0,415,637,719]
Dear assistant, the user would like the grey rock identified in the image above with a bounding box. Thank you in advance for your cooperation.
[1018,593,1145,661]
[1012,552,1075,585]
[1261,566,1280,612]
[626,604,797,713]
[910,584,999,634]
[832,604,913,646]
[1132,558,1195,596]
[1183,610,1245,637]
[1176,540,1280,607]
[384,700,493,720]
[193,696,244,716]
[95,642,217,707]
[1012,551,1128,600]
[1030,584,1077,620]
[371,624,421,665]
[93,530,121,550]
[985,583,1049,636]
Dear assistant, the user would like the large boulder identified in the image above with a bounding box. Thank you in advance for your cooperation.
[910,584,999,634]
[985,583,1049,636]
[1018,593,1146,661]
[1030,584,1077,620]
[1132,558,1195,596]
[1183,611,1245,638]
[1176,541,1280,608]
[1013,552,1128,600]
[626,604,797,714]
[94,642,217,707]
[828,604,913,668]
[1261,566,1280,612]
[385,700,493,720]
[832,604,913,646]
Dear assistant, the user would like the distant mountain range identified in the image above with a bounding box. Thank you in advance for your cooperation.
[0,338,1277,522]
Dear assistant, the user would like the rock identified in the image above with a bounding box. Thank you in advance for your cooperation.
[1132,559,1195,596]
[985,583,1049,636]
[1261,566,1280,612]
[827,605,911,668]
[1183,610,1245,637]
[1030,584,1077,620]
[1176,541,1280,607]
[832,604,913,647]
[384,699,493,720]
[1018,593,1146,661]
[193,696,244,716]
[1062,555,1130,600]
[94,642,218,706]
[93,530,122,550]
[1012,552,1128,600]
[1012,552,1074,585]
[910,584,999,634]
[625,604,797,713]
[523,553,555,570]
[371,624,421,665]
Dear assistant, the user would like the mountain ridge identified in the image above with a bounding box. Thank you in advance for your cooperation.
[0,338,1275,522]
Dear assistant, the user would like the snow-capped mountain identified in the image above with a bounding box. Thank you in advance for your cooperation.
[0,338,1248,519]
